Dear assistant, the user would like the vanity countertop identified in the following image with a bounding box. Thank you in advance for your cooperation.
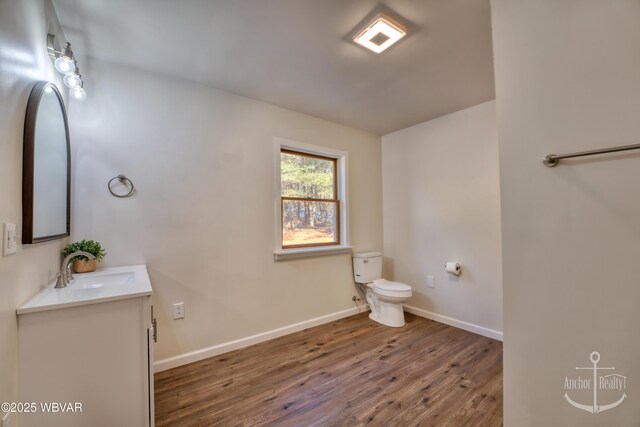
[17,264,152,315]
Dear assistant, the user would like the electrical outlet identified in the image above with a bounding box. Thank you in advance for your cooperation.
[427,275,435,288]
[172,302,185,320]
[3,223,17,257]
[1,410,14,427]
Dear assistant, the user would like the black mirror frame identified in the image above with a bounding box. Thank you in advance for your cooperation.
[22,81,71,244]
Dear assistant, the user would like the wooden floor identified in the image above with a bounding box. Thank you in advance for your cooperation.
[155,312,503,426]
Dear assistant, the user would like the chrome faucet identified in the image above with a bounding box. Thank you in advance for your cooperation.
[55,251,96,288]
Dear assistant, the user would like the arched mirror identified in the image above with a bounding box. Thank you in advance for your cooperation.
[23,81,71,244]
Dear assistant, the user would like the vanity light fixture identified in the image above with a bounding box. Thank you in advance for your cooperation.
[54,42,76,75]
[63,72,81,89]
[70,83,86,101]
[353,13,407,54]
[47,33,86,100]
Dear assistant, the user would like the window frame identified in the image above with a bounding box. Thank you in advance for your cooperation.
[274,137,350,260]
[280,149,340,249]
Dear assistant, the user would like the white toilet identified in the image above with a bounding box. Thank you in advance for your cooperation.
[352,252,412,327]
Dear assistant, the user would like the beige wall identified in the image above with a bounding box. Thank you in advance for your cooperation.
[0,0,69,406]
[382,101,502,337]
[68,59,382,364]
[492,1,640,425]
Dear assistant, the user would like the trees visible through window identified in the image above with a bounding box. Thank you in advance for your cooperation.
[281,149,339,248]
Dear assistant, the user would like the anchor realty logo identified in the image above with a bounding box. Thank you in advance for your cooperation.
[564,351,627,414]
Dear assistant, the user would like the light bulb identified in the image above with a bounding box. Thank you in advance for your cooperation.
[55,56,76,75]
[70,86,86,101]
[63,73,81,88]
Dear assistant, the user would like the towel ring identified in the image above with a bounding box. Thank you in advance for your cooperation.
[108,174,135,198]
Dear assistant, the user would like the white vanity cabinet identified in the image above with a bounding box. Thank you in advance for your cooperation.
[17,265,155,427]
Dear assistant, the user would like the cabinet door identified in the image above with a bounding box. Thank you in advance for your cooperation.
[19,297,150,427]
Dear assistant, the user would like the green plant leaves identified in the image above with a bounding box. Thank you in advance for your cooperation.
[62,240,106,261]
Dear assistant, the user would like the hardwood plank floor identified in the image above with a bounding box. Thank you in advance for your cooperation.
[155,312,503,426]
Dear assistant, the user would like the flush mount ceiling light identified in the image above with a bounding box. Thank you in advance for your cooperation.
[353,13,407,54]
[47,33,86,101]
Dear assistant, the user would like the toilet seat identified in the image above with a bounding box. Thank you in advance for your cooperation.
[372,279,411,292]
[371,279,412,298]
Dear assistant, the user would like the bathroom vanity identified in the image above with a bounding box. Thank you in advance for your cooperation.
[17,264,155,427]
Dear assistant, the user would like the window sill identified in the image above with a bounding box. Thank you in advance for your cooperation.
[274,245,353,261]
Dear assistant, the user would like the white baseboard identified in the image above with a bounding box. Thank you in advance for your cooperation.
[403,305,503,342]
[155,304,501,372]
[154,305,369,372]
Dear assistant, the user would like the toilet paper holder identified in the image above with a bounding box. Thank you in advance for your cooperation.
[445,262,462,276]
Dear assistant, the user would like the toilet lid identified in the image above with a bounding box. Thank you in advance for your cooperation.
[373,279,411,292]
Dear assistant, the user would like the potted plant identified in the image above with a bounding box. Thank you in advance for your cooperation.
[62,240,107,273]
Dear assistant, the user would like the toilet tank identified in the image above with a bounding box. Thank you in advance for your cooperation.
[352,252,383,284]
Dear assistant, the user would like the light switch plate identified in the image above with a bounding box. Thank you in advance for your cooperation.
[3,223,17,257]
[426,275,435,288]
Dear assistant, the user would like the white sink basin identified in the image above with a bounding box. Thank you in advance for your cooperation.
[17,265,152,314]
[72,272,136,290]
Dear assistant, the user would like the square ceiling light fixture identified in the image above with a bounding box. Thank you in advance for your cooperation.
[353,13,407,54]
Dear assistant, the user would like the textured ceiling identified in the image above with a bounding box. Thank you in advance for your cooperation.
[52,0,495,135]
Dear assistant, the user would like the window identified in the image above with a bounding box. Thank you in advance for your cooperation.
[274,138,350,259]
[281,149,339,248]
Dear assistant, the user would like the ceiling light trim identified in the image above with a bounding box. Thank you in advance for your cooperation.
[353,13,407,54]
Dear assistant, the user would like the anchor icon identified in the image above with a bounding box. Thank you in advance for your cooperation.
[564,351,627,414]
